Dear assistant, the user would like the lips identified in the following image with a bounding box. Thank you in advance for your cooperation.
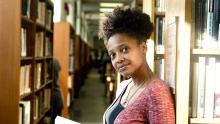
[117,63,129,72]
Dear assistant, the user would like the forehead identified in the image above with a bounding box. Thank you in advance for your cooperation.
[106,34,138,51]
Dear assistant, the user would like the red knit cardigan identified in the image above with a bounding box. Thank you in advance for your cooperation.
[114,79,175,124]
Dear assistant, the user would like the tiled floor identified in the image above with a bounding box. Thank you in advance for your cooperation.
[70,68,108,124]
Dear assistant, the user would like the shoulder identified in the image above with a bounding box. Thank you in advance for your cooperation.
[142,78,173,102]
[145,78,174,105]
[145,78,175,123]
[115,78,132,97]
[147,78,170,93]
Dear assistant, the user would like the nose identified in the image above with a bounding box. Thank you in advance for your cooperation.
[115,53,124,63]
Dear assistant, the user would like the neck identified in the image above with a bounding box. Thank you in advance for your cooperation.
[131,63,153,85]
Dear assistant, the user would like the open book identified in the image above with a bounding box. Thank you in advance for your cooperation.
[55,116,80,124]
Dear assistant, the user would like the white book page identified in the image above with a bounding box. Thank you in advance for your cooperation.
[55,116,80,124]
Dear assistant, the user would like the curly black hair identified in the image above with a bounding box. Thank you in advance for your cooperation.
[99,7,153,43]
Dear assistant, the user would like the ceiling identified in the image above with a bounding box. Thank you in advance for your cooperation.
[81,0,132,36]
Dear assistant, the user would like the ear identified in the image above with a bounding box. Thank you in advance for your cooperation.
[140,42,147,53]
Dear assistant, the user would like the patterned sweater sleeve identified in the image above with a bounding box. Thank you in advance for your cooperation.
[147,81,175,124]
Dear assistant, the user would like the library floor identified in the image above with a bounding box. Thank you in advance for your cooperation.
[70,68,108,124]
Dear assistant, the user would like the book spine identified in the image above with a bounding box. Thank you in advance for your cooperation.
[204,57,215,118]
[192,60,199,117]
[214,59,220,117]
[197,57,206,118]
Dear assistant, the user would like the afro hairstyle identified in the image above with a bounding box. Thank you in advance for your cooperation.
[99,7,154,43]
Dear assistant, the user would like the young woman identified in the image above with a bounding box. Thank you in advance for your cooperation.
[99,7,175,124]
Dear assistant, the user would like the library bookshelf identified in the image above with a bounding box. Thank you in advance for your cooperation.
[142,0,166,81]
[73,35,91,100]
[0,0,54,124]
[54,22,75,117]
[143,0,220,123]
[0,0,20,123]
[153,0,166,81]
[53,22,91,117]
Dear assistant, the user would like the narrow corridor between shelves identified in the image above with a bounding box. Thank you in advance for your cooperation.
[70,68,108,124]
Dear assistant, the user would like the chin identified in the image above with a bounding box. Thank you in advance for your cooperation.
[119,71,131,78]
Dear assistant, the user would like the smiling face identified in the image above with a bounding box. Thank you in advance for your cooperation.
[106,33,147,77]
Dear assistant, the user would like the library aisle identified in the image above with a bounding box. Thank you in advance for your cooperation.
[70,68,108,124]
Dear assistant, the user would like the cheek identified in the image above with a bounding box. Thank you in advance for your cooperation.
[130,53,144,65]
[111,60,117,70]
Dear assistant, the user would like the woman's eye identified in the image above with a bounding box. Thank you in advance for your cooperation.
[121,47,128,53]
[109,53,115,60]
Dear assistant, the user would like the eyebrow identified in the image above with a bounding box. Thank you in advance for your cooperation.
[108,43,127,54]
[107,43,127,53]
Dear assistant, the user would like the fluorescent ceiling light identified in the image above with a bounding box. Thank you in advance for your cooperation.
[99,8,114,12]
[100,3,123,7]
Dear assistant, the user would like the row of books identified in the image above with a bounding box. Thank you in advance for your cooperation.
[45,37,53,57]
[22,0,53,30]
[34,63,42,89]
[34,89,51,120]
[46,10,53,30]
[69,37,75,72]
[155,16,165,52]
[155,0,166,12]
[67,92,71,107]
[68,75,74,107]
[191,56,220,118]
[21,28,27,57]
[69,56,74,73]
[36,1,53,30]
[20,65,51,123]
[35,32,53,57]
[67,90,74,108]
[69,38,74,55]
[193,0,220,49]
[35,32,44,57]
[21,30,52,57]
[20,65,31,96]
[37,1,46,25]
[19,101,31,124]
[20,62,51,96]
[44,62,50,81]
[68,75,73,89]
[22,0,31,18]
[44,89,51,110]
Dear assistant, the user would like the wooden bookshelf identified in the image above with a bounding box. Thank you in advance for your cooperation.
[33,108,51,124]
[154,0,165,81]
[188,0,220,123]
[55,25,92,115]
[155,50,165,55]
[0,0,20,123]
[46,28,53,34]
[164,0,192,123]
[20,92,33,100]
[190,118,220,124]
[74,35,80,72]
[143,0,166,80]
[155,11,165,17]
[192,49,220,55]
[53,22,75,117]
[143,0,194,123]
[22,16,35,24]
[36,22,46,30]
[162,0,220,123]
[21,56,34,61]
[117,0,220,123]
[73,35,81,98]
[0,0,54,123]
[34,81,51,93]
